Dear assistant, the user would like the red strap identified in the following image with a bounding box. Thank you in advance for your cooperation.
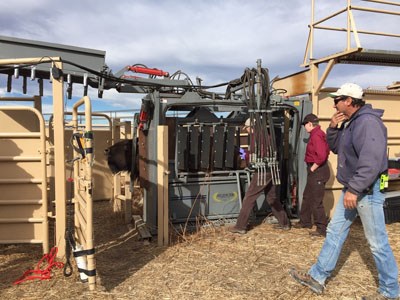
[13,247,64,285]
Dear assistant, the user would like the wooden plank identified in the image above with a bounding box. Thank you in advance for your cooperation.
[157,126,169,246]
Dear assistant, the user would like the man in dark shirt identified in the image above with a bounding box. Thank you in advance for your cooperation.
[293,114,330,237]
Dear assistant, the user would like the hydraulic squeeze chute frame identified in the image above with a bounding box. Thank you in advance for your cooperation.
[126,60,310,231]
[0,34,310,232]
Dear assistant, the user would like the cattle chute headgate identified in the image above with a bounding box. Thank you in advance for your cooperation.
[105,59,311,240]
[0,38,311,279]
[0,39,311,233]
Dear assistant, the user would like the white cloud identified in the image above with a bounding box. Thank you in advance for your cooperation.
[0,0,398,112]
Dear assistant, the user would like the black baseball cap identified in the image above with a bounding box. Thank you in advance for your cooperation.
[302,113,319,125]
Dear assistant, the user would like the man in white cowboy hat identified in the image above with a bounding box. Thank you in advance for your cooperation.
[290,83,399,300]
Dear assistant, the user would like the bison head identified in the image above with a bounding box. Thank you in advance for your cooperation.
[104,139,133,174]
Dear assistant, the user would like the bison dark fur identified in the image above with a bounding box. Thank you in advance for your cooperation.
[105,139,133,174]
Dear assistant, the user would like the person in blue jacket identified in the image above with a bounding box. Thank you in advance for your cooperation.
[289,83,399,300]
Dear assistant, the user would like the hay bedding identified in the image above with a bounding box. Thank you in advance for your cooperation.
[1,200,400,300]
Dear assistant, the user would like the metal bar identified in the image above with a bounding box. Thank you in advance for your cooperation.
[157,125,169,246]
[314,25,400,38]
[72,95,95,291]
[303,28,312,65]
[302,48,361,67]
[352,5,400,16]
[347,0,351,50]
[0,57,55,65]
[235,171,243,210]
[349,10,361,47]
[0,132,41,138]
[0,97,36,101]
[52,59,67,258]
[312,7,347,27]
[0,156,41,161]
[315,59,336,95]
[0,239,43,243]
[0,217,44,223]
[310,0,315,60]
[0,178,42,184]
[362,0,400,7]
[0,200,42,205]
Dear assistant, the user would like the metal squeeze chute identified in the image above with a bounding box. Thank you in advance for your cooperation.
[242,60,280,186]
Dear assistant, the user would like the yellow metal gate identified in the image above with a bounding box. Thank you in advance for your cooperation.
[0,106,48,253]
[71,96,96,290]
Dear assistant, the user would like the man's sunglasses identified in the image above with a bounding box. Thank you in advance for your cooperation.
[334,96,347,105]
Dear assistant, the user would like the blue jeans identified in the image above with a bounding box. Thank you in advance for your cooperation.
[309,179,399,298]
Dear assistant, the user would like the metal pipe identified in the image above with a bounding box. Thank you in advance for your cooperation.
[312,8,347,27]
[0,57,58,65]
[0,156,41,161]
[362,0,400,7]
[0,217,44,223]
[347,0,351,50]
[0,200,42,205]
[314,25,400,38]
[352,5,400,15]
[72,95,95,290]
[0,132,40,138]
[310,0,315,59]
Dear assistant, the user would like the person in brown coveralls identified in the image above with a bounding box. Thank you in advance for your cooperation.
[228,119,291,234]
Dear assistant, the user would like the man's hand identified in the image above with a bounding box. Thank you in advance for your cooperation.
[343,191,358,209]
[329,112,348,128]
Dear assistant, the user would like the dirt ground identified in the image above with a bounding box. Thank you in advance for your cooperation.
[1,199,400,300]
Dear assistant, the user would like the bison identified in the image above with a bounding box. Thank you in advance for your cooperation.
[104,139,138,181]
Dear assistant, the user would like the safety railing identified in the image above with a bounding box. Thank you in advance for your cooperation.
[304,0,400,64]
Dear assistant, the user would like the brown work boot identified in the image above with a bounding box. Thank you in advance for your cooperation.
[292,222,312,229]
[309,230,326,237]
[289,267,324,294]
[272,224,291,231]
[361,293,399,299]
[228,226,246,235]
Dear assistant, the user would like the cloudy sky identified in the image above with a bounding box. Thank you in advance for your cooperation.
[0,0,399,113]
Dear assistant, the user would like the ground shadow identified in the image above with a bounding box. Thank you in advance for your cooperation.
[328,217,379,286]
[93,200,166,291]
